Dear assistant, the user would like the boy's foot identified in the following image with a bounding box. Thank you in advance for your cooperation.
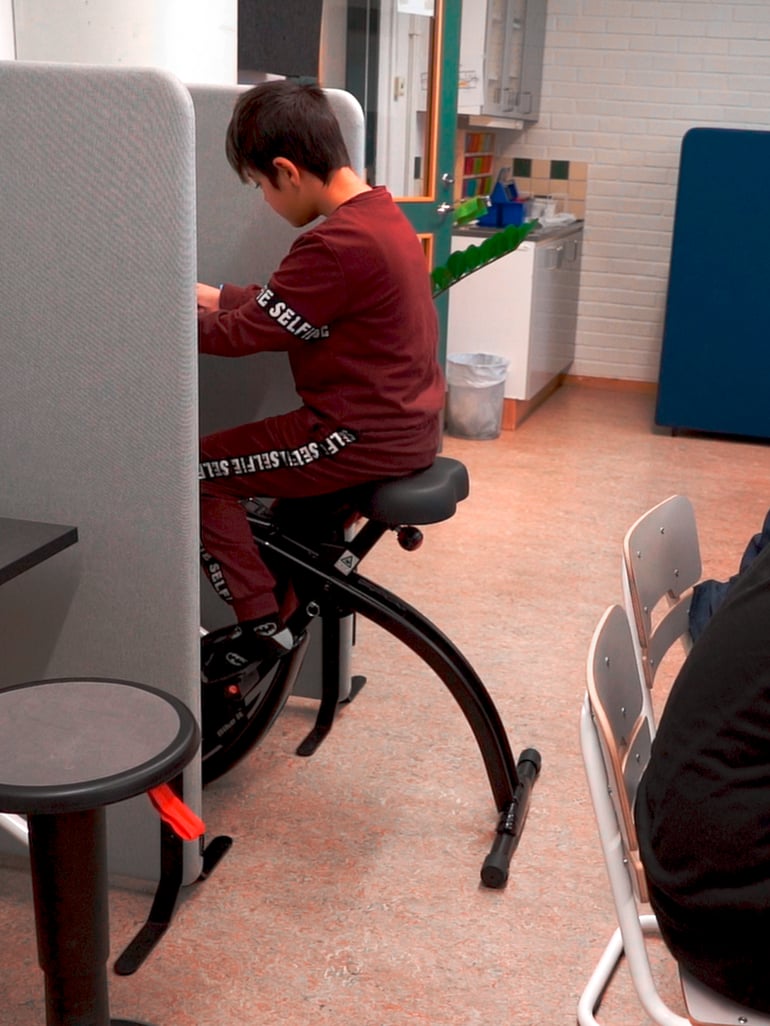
[202,617,295,682]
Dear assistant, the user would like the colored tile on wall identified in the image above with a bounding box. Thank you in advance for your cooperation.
[550,159,570,180]
[505,152,590,219]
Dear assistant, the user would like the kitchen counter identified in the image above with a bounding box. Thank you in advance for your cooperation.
[454,219,584,244]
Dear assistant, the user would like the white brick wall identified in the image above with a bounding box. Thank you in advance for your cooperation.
[509,0,770,381]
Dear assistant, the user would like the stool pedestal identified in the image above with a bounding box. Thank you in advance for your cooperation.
[29,810,112,1024]
[0,677,200,1026]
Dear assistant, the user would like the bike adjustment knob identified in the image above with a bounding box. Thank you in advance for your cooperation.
[397,525,423,551]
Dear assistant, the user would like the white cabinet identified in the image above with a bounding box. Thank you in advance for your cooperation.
[529,228,583,396]
[447,224,583,403]
[458,0,547,124]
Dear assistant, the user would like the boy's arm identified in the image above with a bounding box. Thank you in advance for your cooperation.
[196,283,222,312]
[197,283,268,357]
[197,235,345,358]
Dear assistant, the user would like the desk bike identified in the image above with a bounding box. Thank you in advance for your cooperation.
[200,457,540,889]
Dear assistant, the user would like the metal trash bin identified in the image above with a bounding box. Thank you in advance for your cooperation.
[446,353,509,440]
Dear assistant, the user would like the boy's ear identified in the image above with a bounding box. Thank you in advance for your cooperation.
[272,157,302,186]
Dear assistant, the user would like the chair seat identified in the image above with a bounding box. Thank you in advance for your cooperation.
[0,678,199,815]
[356,457,470,526]
[681,967,770,1026]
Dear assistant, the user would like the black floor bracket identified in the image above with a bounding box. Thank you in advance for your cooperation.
[113,826,232,976]
[296,673,367,757]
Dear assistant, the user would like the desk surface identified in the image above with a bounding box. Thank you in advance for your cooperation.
[0,517,78,587]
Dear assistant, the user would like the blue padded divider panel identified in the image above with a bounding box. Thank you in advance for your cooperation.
[0,61,201,883]
[656,127,770,439]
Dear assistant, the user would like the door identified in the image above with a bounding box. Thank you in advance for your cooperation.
[320,0,462,361]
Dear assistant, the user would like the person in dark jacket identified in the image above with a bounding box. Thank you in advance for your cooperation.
[636,540,770,1011]
[197,80,444,680]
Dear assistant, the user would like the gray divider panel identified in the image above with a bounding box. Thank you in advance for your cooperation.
[0,61,201,883]
[191,84,365,698]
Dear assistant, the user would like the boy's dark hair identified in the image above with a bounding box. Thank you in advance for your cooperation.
[226,80,351,187]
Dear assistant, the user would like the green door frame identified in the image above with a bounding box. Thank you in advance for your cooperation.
[341,0,462,363]
[394,0,461,365]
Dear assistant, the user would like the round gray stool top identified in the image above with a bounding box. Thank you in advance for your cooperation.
[0,678,199,814]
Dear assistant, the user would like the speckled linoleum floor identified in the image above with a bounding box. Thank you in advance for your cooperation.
[1,384,767,1026]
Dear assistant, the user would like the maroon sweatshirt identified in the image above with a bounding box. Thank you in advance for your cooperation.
[198,187,445,474]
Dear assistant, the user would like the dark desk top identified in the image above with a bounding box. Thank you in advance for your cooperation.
[0,517,78,587]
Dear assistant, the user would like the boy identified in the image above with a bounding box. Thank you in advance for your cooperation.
[197,80,444,681]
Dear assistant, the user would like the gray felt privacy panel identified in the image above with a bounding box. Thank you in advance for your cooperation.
[0,68,365,884]
[0,61,200,882]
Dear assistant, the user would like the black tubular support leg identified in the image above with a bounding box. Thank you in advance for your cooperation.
[254,524,541,884]
[346,573,524,810]
[480,748,541,889]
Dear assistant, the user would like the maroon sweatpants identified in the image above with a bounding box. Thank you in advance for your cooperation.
[200,409,408,623]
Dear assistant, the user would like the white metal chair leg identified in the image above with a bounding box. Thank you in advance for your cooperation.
[578,926,625,1026]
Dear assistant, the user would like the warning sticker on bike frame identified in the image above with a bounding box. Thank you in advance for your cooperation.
[334,551,360,576]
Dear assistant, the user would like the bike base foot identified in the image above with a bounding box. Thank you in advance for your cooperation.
[296,675,368,757]
[480,748,541,889]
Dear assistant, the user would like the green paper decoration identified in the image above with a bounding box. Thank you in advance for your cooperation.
[453,196,488,226]
[431,221,536,299]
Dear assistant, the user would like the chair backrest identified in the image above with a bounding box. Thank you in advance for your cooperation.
[623,495,701,688]
[585,604,652,903]
[581,605,689,1026]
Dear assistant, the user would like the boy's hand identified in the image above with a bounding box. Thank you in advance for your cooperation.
[197,282,222,313]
